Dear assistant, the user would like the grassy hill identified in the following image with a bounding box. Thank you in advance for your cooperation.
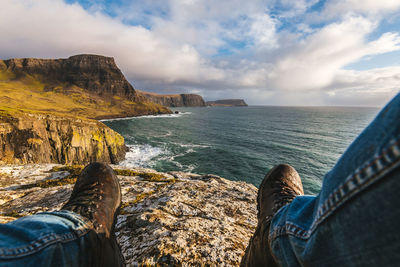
[0,55,171,120]
[0,68,169,120]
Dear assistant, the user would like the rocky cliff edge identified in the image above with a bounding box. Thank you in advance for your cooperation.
[137,90,206,107]
[0,55,171,120]
[0,111,125,165]
[2,54,141,101]
[0,54,172,164]
[0,164,257,266]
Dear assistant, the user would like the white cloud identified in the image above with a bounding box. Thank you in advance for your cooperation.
[322,0,400,19]
[0,0,214,84]
[327,67,400,93]
[0,0,399,106]
[321,67,400,106]
[264,17,400,94]
[248,14,278,48]
[267,17,375,90]
[276,0,319,18]
[366,32,400,54]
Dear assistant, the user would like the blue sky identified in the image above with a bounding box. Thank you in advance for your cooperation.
[1,0,399,106]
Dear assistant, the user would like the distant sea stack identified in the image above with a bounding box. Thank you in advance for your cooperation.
[137,90,206,107]
[1,54,143,102]
[206,99,248,107]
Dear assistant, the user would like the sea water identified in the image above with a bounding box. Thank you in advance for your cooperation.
[102,106,379,195]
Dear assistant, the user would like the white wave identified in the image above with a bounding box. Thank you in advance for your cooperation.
[100,112,192,122]
[119,141,198,173]
[185,164,196,173]
[177,143,209,148]
[135,114,181,119]
[100,116,138,122]
[169,141,210,149]
[167,159,195,173]
[154,130,173,138]
[166,149,194,161]
[172,160,184,169]
[119,144,165,168]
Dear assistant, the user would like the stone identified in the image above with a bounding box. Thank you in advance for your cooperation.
[137,90,206,107]
[0,164,258,266]
[0,113,126,165]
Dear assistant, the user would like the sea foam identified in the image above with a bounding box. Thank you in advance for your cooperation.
[100,112,191,122]
[119,144,165,168]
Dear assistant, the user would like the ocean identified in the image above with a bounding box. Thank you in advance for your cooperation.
[102,106,379,195]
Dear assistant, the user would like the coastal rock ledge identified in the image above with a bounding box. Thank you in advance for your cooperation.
[0,164,257,266]
[0,113,125,165]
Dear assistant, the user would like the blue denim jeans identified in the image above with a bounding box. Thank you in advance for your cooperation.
[269,93,400,266]
[0,210,123,266]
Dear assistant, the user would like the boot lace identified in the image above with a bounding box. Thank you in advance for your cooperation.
[270,180,298,214]
[63,182,104,222]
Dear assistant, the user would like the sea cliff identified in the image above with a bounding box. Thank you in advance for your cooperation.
[0,54,172,165]
[2,54,141,102]
[0,164,257,266]
[138,90,206,107]
[0,54,171,119]
[0,112,125,165]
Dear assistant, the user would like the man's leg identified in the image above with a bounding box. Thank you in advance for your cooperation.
[242,93,400,266]
[241,164,304,267]
[0,163,125,267]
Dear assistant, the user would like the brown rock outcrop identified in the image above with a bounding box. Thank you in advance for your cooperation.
[138,90,206,107]
[0,113,125,165]
[0,164,258,266]
[1,54,144,102]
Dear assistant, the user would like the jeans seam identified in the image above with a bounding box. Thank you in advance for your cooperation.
[270,137,400,242]
[270,222,309,242]
[0,218,93,258]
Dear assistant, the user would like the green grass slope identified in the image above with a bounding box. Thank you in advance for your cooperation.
[0,66,171,120]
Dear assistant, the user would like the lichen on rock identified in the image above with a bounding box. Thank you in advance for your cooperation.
[0,164,257,266]
[0,112,126,165]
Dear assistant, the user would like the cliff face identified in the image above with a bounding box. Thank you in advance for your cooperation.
[0,165,257,266]
[2,54,143,102]
[0,113,125,165]
[206,99,248,107]
[0,54,173,165]
[138,91,206,107]
[0,55,171,120]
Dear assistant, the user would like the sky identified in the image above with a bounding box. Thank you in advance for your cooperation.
[1,0,400,106]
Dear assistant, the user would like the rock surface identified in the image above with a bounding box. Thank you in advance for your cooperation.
[0,164,257,266]
[1,54,143,102]
[206,99,248,107]
[0,113,125,165]
[138,90,206,107]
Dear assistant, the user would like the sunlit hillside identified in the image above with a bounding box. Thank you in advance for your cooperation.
[0,68,170,120]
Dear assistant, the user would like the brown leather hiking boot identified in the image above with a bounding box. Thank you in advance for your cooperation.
[241,164,304,267]
[62,162,122,238]
[257,164,304,222]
